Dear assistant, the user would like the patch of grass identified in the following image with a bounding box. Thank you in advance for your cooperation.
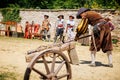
[0,65,18,80]
[0,72,17,80]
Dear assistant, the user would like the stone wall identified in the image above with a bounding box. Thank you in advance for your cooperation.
[0,9,82,39]
[0,9,80,39]
[19,9,79,32]
[0,9,120,39]
[0,9,117,29]
[0,9,117,32]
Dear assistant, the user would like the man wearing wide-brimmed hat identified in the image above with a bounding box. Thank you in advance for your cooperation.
[54,15,65,43]
[41,15,51,41]
[76,7,114,67]
[66,15,75,40]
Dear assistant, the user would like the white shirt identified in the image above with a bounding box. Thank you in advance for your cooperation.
[56,19,65,28]
[67,20,75,27]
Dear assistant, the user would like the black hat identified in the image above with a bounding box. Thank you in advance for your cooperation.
[44,15,49,18]
[58,15,64,19]
[69,15,74,19]
[76,7,90,19]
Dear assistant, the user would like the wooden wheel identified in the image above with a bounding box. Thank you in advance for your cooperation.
[24,49,72,80]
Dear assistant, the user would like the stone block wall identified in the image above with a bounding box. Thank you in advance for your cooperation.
[0,9,80,39]
[19,9,79,34]
[0,9,120,40]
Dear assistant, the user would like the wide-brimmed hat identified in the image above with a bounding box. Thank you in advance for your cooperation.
[58,15,64,19]
[76,7,90,19]
[69,15,74,19]
[44,15,49,18]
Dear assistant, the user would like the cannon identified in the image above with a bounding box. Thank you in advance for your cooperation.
[24,34,92,80]
[24,41,78,80]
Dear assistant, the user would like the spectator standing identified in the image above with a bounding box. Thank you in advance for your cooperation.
[66,15,75,40]
[54,15,65,43]
[24,21,31,39]
[41,15,51,41]
[16,22,23,37]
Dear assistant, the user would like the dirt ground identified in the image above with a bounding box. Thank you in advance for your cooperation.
[0,36,120,80]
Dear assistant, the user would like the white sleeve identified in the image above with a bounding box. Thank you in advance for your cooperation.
[67,20,70,24]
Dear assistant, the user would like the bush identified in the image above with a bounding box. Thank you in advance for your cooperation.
[1,8,21,22]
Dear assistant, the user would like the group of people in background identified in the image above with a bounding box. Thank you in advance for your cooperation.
[24,15,50,41]
[24,14,76,43]
[24,21,40,39]
[54,15,75,43]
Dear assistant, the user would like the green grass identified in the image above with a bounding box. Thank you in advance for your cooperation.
[0,72,17,80]
[0,66,18,80]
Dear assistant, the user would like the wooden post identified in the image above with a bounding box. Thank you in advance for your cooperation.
[68,48,79,65]
[6,25,10,36]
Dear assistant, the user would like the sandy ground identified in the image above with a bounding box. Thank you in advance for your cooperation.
[0,36,120,80]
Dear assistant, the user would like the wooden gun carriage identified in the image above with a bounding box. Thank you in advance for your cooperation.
[24,35,91,80]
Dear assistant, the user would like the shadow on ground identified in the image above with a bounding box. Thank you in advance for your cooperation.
[80,60,110,67]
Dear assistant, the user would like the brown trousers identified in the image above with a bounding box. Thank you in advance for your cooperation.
[90,22,113,53]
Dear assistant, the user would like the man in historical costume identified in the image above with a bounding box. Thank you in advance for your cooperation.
[31,21,40,36]
[17,22,23,37]
[41,15,51,41]
[54,15,65,43]
[66,15,75,40]
[76,7,114,67]
[34,24,40,33]
[24,21,31,39]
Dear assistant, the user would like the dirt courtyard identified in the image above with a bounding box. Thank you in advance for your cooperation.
[0,36,120,80]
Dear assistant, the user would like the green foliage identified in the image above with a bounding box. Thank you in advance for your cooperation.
[91,1,101,9]
[1,8,21,22]
[112,39,119,44]
[0,0,119,9]
[0,72,17,80]
[8,3,20,8]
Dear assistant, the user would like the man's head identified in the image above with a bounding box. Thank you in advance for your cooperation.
[32,21,34,24]
[58,15,64,20]
[69,15,74,20]
[26,21,29,24]
[44,15,49,19]
[76,7,90,19]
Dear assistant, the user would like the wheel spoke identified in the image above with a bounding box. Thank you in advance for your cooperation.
[51,53,57,73]
[42,55,50,74]
[57,73,69,79]
[54,61,65,75]
[32,67,48,78]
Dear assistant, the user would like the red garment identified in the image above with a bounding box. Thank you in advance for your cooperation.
[34,24,40,33]
[24,23,31,39]
[24,25,29,38]
[58,24,63,27]
[29,26,32,39]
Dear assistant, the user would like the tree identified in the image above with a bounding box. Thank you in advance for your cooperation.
[1,7,21,22]
[0,0,119,9]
